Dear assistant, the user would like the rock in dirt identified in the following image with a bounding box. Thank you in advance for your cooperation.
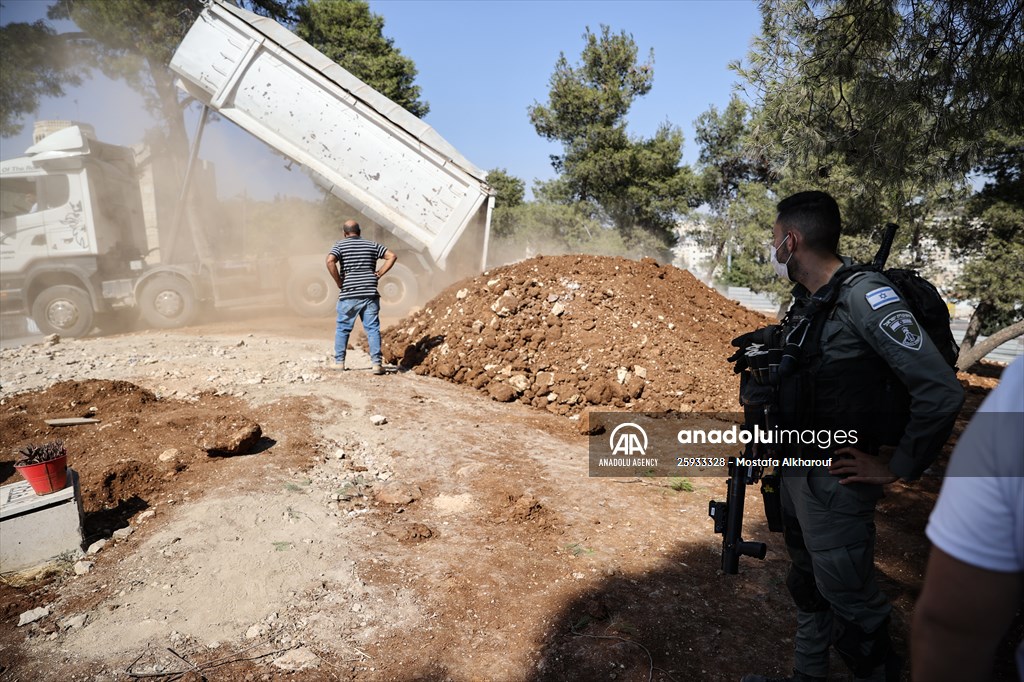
[73,561,94,575]
[18,607,49,627]
[200,418,262,456]
[60,614,88,630]
[577,407,608,435]
[487,381,518,403]
[375,481,422,505]
[387,522,434,542]
[158,448,179,462]
[369,414,388,426]
[112,526,134,541]
[86,539,107,555]
[509,494,544,522]
[272,647,320,671]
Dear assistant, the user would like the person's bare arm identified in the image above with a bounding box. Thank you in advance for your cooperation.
[912,546,1023,681]
[326,254,343,289]
[375,250,397,278]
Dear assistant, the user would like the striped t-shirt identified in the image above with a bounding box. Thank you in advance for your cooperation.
[329,237,388,299]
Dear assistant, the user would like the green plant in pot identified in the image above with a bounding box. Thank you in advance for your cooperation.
[14,439,69,495]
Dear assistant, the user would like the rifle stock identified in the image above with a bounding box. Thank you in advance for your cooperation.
[709,457,767,574]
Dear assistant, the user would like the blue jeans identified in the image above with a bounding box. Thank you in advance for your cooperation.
[335,297,381,365]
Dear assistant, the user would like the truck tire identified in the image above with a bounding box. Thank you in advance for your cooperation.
[379,263,420,316]
[139,275,198,329]
[286,271,336,317]
[31,285,95,338]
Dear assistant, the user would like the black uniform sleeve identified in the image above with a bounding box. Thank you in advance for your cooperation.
[839,274,965,480]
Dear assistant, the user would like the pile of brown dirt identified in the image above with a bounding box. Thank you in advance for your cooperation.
[383,254,771,416]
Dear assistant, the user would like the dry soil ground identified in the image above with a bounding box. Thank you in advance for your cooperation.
[0,256,1018,682]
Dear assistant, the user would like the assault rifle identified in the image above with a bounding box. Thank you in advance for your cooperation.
[708,375,782,574]
[708,223,901,574]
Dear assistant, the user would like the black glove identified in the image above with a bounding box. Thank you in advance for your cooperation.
[728,327,778,374]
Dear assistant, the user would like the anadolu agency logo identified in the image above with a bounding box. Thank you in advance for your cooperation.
[609,422,648,457]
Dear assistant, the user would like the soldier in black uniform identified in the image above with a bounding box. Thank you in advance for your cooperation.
[740,191,964,682]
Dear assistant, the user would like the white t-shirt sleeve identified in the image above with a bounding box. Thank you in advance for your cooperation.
[925,358,1024,573]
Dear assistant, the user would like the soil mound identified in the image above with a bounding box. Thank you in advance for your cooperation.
[1,380,297,527]
[382,254,771,416]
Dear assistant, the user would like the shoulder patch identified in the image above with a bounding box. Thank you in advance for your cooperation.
[865,286,900,310]
[879,310,922,350]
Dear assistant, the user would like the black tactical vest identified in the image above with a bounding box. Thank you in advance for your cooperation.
[776,268,909,454]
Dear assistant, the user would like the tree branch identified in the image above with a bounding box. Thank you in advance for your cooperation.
[958,317,1024,370]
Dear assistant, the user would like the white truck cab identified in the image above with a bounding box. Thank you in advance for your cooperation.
[0,126,148,337]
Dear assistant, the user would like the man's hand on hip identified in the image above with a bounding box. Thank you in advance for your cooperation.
[829,447,899,485]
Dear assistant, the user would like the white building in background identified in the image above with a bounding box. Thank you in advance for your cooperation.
[673,220,715,283]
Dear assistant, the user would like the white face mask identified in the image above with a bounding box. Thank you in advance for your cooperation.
[770,234,793,281]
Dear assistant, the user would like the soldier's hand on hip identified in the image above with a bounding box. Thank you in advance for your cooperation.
[829,447,898,485]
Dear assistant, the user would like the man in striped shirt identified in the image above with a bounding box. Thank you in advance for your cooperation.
[326,220,397,374]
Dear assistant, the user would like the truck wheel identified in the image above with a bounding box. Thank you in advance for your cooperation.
[139,276,197,329]
[31,285,95,338]
[379,263,420,316]
[286,271,336,317]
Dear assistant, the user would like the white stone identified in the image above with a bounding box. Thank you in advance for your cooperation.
[73,561,94,575]
[455,288,469,299]
[18,607,49,627]
[508,375,530,392]
[551,302,565,316]
[369,415,387,426]
[633,365,648,379]
[86,539,107,555]
[61,614,88,630]
[112,526,134,541]
[272,647,320,671]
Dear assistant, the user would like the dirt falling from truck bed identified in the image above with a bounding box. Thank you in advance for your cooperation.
[382,254,772,416]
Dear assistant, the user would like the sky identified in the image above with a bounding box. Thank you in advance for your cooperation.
[0,0,763,201]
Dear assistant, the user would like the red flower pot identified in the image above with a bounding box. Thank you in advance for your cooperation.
[14,455,68,495]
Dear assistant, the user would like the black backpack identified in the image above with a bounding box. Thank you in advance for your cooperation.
[873,268,960,370]
[829,222,959,371]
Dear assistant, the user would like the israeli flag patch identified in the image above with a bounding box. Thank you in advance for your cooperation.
[865,286,900,310]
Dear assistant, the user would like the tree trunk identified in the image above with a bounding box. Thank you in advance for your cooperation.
[148,58,190,173]
[958,300,992,360]
[957,317,1024,371]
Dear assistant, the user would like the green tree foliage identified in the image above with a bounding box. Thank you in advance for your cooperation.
[47,0,207,158]
[44,1,300,161]
[26,0,424,154]
[734,0,1024,357]
[487,167,527,241]
[294,0,428,118]
[693,95,774,278]
[528,25,699,251]
[736,0,1024,211]
[486,168,525,211]
[949,135,1024,367]
[715,182,794,307]
[0,20,82,137]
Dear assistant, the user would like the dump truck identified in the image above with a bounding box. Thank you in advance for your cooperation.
[0,0,493,338]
